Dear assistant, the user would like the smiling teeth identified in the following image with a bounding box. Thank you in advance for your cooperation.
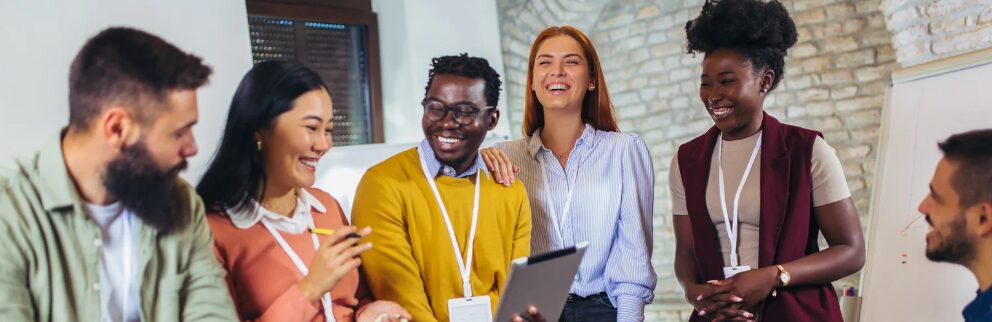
[548,84,568,90]
[711,107,731,117]
[300,159,317,168]
[438,136,460,144]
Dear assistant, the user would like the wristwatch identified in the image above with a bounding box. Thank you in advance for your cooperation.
[776,264,791,287]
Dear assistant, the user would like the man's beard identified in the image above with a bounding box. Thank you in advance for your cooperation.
[925,213,974,264]
[103,141,190,234]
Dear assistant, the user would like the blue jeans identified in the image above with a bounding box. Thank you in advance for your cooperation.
[558,293,617,322]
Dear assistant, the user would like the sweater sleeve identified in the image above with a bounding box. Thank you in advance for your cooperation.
[351,169,438,322]
[511,183,532,260]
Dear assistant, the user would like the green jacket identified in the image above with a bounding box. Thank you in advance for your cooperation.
[0,135,238,321]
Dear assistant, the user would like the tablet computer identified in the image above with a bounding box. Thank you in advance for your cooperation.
[494,242,588,322]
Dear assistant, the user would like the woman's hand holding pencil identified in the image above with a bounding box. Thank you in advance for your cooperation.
[296,226,373,303]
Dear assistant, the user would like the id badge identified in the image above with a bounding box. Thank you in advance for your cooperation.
[723,265,752,278]
[448,295,492,322]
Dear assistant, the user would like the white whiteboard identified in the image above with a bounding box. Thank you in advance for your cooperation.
[860,54,992,322]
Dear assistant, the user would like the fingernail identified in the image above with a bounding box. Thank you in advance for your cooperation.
[706,280,717,284]
[732,296,743,302]
[698,310,705,316]
[696,295,702,301]
[744,312,753,318]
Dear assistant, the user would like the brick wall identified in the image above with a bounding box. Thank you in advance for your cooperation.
[496,0,898,320]
[881,0,992,67]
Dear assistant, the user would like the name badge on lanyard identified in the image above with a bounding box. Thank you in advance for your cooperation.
[416,146,492,322]
[261,213,337,322]
[717,133,761,279]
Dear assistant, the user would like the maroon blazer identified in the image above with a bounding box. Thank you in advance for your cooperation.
[677,113,842,322]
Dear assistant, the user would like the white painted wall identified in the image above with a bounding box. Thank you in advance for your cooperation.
[0,0,253,181]
[373,0,511,144]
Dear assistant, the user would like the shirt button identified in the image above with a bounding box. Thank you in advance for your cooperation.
[92,238,102,247]
[91,283,100,292]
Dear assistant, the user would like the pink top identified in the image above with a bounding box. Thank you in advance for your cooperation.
[208,188,371,322]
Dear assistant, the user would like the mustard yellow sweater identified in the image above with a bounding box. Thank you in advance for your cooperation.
[352,148,532,322]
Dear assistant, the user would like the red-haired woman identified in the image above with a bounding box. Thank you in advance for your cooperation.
[483,26,656,322]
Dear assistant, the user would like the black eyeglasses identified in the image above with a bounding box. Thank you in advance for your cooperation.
[421,99,495,126]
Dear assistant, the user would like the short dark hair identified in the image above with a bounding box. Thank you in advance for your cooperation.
[197,61,328,213]
[939,129,992,207]
[424,53,502,107]
[68,27,212,131]
[685,0,798,92]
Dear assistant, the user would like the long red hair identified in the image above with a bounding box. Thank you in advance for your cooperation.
[522,26,619,136]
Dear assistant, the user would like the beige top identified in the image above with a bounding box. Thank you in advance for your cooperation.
[669,132,851,269]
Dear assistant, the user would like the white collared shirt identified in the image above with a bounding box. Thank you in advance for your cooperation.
[226,189,327,233]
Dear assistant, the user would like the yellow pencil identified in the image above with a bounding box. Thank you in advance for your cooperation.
[309,227,362,238]
[309,227,336,235]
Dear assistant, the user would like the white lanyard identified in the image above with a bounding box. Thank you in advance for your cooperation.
[716,132,762,268]
[261,214,336,322]
[536,153,577,248]
[417,146,481,298]
[121,212,133,321]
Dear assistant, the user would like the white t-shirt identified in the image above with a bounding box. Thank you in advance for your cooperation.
[84,202,140,322]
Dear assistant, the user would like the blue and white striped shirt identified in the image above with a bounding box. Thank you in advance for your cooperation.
[496,124,656,321]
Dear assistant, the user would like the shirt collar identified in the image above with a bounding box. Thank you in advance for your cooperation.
[35,130,84,212]
[526,123,597,159]
[226,189,327,233]
[418,139,487,178]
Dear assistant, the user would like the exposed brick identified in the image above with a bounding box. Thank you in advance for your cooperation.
[799,87,831,101]
[839,145,872,159]
[924,0,986,18]
[856,65,891,82]
[785,74,815,89]
[650,43,682,57]
[815,116,844,130]
[826,2,856,18]
[820,70,854,85]
[813,22,844,36]
[801,55,833,72]
[824,36,860,52]
[981,8,992,26]
[806,101,835,116]
[637,5,661,20]
[843,18,868,33]
[837,49,877,68]
[793,42,820,58]
[795,8,828,24]
[836,96,883,112]
[932,29,989,54]
[887,6,919,28]
[832,86,859,99]
[930,16,969,35]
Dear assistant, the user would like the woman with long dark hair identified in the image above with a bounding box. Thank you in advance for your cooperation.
[670,1,865,321]
[197,61,409,322]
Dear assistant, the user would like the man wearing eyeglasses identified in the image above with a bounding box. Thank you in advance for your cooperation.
[351,54,536,322]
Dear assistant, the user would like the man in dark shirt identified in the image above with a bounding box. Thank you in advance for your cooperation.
[918,129,992,322]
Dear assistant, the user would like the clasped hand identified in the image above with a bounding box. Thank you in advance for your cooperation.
[687,266,779,322]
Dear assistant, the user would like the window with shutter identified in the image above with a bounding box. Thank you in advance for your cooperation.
[246,0,383,145]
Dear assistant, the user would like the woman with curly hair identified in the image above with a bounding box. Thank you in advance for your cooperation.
[669,1,865,321]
